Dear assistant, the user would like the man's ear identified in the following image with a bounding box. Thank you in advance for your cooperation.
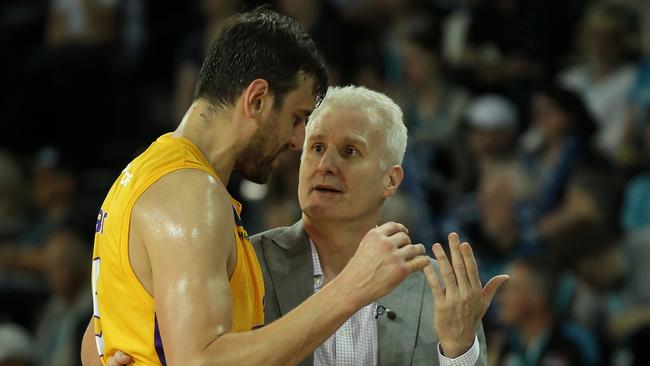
[382,165,404,198]
[242,79,274,125]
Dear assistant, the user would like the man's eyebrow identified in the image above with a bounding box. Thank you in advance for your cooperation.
[343,136,368,148]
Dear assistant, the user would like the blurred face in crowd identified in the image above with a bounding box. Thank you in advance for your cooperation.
[467,127,515,159]
[298,106,401,222]
[499,262,548,326]
[532,94,572,144]
[42,231,89,302]
[236,76,315,184]
[401,40,442,89]
[478,172,519,251]
[576,244,626,291]
[31,165,75,211]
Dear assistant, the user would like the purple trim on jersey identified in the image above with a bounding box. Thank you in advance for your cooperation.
[154,314,167,366]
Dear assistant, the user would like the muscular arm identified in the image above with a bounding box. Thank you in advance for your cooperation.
[136,170,427,366]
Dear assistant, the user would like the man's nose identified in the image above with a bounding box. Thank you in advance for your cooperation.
[317,147,339,175]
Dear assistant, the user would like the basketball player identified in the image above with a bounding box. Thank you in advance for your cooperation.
[82,9,430,366]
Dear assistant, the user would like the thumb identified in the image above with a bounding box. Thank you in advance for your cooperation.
[481,274,509,310]
[113,351,133,365]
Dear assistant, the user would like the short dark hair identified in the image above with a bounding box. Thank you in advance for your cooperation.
[195,8,329,109]
[536,84,598,140]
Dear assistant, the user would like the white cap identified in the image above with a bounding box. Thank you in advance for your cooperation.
[0,323,34,362]
[465,95,518,131]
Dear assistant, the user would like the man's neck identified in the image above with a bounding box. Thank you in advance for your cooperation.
[174,100,239,184]
[302,214,378,283]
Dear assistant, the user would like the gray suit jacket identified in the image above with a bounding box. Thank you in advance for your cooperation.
[250,220,488,366]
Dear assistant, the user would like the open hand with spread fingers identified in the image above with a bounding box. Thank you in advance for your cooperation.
[423,232,509,358]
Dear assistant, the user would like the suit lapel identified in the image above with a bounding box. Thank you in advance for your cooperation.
[377,272,426,366]
[260,221,314,366]
[261,220,314,317]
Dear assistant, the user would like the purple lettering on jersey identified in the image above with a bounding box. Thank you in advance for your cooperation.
[95,209,108,234]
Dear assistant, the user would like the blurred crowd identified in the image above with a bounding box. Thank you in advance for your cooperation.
[1,0,650,365]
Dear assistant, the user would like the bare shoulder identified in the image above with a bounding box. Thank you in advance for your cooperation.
[132,168,235,255]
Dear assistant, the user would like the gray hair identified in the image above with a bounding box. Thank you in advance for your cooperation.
[305,85,407,168]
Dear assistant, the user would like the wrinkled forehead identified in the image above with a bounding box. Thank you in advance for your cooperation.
[306,106,380,142]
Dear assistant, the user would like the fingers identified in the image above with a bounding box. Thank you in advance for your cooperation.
[449,233,471,293]
[461,242,482,290]
[482,275,510,311]
[423,261,445,300]
[431,242,458,296]
[107,351,132,366]
[398,243,425,260]
[376,221,409,236]
[388,231,412,248]
[406,255,430,272]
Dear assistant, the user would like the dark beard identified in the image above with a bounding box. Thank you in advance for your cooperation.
[235,120,288,184]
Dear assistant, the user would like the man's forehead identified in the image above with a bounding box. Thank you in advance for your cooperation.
[307,108,377,141]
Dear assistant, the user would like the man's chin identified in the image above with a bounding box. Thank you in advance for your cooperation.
[302,204,342,220]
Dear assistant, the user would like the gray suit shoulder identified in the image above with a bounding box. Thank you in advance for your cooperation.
[250,226,291,245]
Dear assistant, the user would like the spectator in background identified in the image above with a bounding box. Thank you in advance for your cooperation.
[546,221,625,328]
[473,166,531,285]
[397,22,470,143]
[560,1,637,161]
[46,0,119,47]
[491,256,601,366]
[440,0,479,69]
[277,0,350,84]
[622,3,650,167]
[397,21,470,243]
[521,85,621,238]
[24,0,122,158]
[17,148,77,252]
[0,148,78,331]
[464,95,519,181]
[459,0,551,93]
[437,96,525,280]
[546,220,650,364]
[0,323,34,366]
[34,228,91,366]
[0,148,77,257]
[621,108,650,232]
[378,0,438,89]
[174,0,241,121]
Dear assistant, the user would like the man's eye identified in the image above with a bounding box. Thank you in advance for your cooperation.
[345,146,358,156]
[313,144,324,153]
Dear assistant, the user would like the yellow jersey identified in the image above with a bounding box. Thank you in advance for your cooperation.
[91,133,265,365]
